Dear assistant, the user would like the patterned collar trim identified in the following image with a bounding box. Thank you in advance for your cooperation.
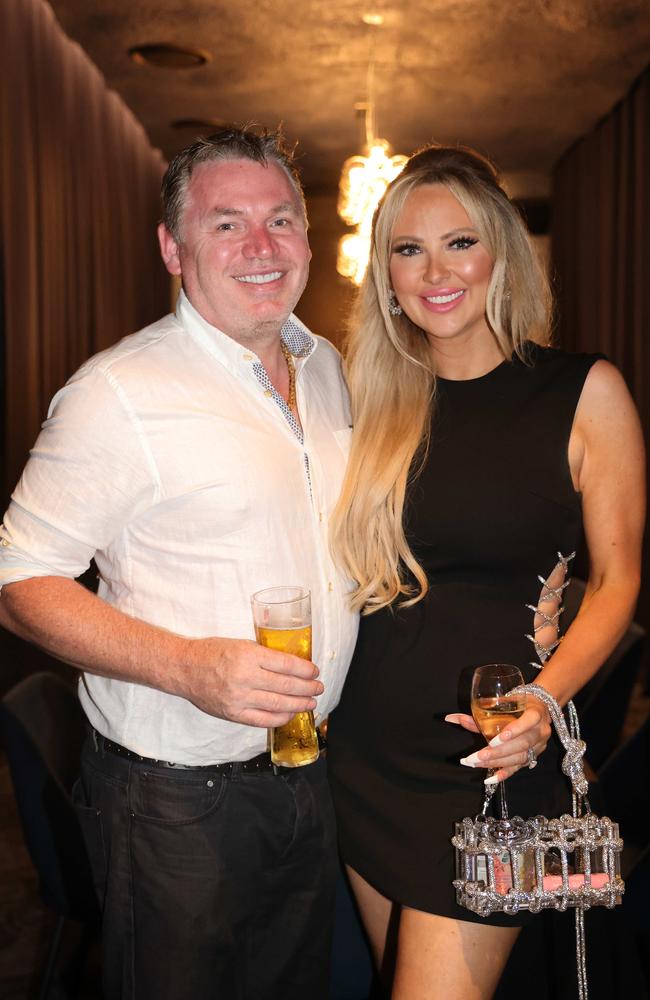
[175,290,313,445]
[175,288,316,365]
[280,317,315,359]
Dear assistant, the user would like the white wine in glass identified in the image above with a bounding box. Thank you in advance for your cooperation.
[471,664,526,817]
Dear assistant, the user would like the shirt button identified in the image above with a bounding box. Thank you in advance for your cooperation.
[264,388,273,397]
[328,582,333,592]
[243,353,254,361]
[319,512,324,523]
[328,651,336,661]
[0,538,9,547]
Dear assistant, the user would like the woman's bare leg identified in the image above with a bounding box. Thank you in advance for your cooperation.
[346,865,394,970]
[392,907,520,1000]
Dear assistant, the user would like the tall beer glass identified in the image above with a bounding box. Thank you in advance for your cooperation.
[251,586,319,767]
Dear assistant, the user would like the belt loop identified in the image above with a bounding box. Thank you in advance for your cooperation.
[230,761,243,783]
[92,727,99,752]
[272,763,279,776]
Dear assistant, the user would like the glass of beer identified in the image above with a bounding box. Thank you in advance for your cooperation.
[251,586,319,767]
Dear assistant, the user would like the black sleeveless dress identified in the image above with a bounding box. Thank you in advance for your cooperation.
[327,345,603,925]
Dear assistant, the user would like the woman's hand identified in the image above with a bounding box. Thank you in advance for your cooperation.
[445,695,552,782]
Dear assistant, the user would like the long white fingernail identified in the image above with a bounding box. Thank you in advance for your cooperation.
[484,775,499,786]
[489,734,504,747]
[460,752,482,767]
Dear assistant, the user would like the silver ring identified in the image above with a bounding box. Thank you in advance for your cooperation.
[527,747,538,770]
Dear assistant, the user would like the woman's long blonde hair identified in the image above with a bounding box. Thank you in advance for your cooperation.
[331,144,553,614]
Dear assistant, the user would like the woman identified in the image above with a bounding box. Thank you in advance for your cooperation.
[327,145,645,999]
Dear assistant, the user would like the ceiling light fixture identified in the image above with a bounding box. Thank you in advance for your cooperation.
[337,22,407,286]
[129,43,211,69]
[171,118,226,131]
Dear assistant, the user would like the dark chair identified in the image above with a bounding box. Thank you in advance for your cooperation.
[0,671,100,1000]
[593,716,650,993]
[495,588,649,1000]
[496,717,650,1000]
[564,578,646,771]
[597,715,650,875]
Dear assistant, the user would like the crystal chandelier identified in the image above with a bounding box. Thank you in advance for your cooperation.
[337,58,407,285]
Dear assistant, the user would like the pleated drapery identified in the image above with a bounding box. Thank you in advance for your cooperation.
[1,0,169,503]
[552,66,650,627]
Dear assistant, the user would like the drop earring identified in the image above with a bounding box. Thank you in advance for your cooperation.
[388,291,402,316]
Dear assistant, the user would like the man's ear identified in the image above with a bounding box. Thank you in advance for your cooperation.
[157,222,182,276]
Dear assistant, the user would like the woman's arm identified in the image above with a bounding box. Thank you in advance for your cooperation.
[448,360,646,779]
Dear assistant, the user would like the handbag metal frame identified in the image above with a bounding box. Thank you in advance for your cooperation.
[451,684,624,999]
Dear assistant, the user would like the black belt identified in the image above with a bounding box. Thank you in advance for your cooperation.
[92,728,325,775]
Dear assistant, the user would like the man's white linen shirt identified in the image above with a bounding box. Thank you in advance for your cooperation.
[0,291,358,764]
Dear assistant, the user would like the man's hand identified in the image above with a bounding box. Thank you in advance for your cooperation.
[0,577,324,728]
[177,636,324,727]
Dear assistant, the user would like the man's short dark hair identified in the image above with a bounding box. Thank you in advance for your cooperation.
[161,125,306,239]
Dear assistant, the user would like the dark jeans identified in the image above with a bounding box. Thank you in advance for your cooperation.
[73,733,338,1000]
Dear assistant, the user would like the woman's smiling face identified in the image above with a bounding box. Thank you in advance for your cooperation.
[389,183,494,350]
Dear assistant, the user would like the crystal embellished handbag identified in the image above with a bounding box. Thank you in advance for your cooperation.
[451,684,624,1000]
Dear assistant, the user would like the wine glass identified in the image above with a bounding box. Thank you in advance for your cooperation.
[471,663,526,818]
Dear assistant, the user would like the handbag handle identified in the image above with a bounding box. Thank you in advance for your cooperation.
[509,684,589,800]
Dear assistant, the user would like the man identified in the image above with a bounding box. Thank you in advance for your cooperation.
[0,127,357,999]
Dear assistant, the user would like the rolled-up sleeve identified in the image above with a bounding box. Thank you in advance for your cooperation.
[0,363,159,588]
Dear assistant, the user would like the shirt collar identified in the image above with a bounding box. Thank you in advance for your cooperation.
[175,288,316,366]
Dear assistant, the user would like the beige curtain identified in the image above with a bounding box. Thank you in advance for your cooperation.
[1,0,170,503]
[551,66,650,627]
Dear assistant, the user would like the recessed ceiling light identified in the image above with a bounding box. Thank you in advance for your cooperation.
[361,13,384,25]
[129,44,211,69]
[171,118,226,131]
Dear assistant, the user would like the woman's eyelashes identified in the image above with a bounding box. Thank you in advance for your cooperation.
[392,235,479,256]
[392,242,421,256]
[448,235,479,250]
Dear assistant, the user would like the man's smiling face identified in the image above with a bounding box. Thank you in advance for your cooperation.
[158,157,311,344]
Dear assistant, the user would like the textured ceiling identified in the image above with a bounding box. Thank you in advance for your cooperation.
[49,0,650,190]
